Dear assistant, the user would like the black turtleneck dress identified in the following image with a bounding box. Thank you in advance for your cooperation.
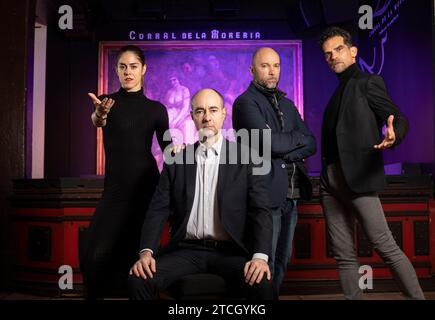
[81,87,170,298]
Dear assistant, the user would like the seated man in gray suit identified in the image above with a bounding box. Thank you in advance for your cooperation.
[128,88,276,300]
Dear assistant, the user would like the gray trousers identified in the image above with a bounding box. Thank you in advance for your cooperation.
[320,162,425,300]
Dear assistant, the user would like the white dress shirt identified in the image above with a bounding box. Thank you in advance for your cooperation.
[186,134,230,241]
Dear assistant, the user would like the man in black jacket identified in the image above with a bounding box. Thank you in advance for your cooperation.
[128,88,275,300]
[319,26,424,299]
[233,48,316,294]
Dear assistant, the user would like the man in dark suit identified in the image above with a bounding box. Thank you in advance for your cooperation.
[232,47,316,294]
[319,26,424,299]
[128,88,275,300]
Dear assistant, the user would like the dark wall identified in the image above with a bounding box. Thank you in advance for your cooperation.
[358,0,434,171]
[302,34,337,174]
[0,0,36,290]
[45,28,98,178]
[44,1,435,177]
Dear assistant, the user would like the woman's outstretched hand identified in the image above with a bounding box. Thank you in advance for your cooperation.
[88,92,115,117]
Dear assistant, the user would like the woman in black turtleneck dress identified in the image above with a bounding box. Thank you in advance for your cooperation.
[81,45,171,299]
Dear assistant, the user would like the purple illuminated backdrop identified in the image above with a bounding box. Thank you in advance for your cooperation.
[98,40,303,173]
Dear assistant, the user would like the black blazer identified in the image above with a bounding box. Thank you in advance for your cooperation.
[321,68,409,193]
[139,140,273,257]
[232,83,317,207]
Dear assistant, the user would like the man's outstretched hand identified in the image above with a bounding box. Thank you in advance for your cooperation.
[374,115,396,149]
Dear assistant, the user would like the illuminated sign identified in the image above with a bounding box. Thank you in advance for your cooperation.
[128,29,261,41]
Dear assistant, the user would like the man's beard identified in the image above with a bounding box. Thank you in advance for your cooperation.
[256,78,278,89]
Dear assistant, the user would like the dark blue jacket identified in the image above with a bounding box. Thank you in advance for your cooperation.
[233,82,317,207]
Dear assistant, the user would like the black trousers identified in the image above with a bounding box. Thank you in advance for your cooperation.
[80,197,148,300]
[128,242,277,300]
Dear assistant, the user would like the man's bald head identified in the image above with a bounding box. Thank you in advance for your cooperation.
[250,47,281,89]
[251,47,280,67]
[191,88,224,110]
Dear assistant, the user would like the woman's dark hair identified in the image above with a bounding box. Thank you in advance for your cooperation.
[116,45,146,65]
[319,26,354,49]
